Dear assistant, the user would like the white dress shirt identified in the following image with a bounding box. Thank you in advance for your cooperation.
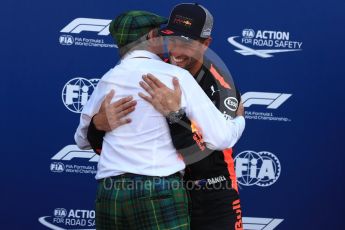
[74,50,245,180]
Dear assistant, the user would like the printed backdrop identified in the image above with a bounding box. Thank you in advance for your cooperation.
[2,0,345,229]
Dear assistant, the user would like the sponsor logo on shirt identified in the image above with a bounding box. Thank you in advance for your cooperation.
[210,85,220,96]
[224,97,238,112]
[232,199,243,230]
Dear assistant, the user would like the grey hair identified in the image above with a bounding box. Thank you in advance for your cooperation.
[118,27,160,57]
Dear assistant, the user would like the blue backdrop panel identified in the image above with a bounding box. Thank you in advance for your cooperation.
[1,0,345,229]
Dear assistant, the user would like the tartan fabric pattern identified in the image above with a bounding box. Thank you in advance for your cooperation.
[109,11,167,47]
[96,174,190,230]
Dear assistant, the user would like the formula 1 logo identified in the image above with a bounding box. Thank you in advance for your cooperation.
[51,145,99,162]
[60,18,111,35]
[50,145,98,175]
[234,151,281,187]
[242,92,292,109]
[243,217,284,230]
[228,28,303,58]
[59,18,116,48]
[61,78,99,113]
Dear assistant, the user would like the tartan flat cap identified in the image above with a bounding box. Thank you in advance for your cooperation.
[109,11,168,47]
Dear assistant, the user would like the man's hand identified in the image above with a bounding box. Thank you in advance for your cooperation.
[236,101,244,117]
[138,73,181,116]
[93,90,137,132]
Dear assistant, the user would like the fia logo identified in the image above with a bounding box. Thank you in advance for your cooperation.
[234,151,281,187]
[54,208,67,218]
[242,29,255,38]
[228,28,302,58]
[61,78,99,113]
[59,35,74,45]
[39,208,96,229]
[50,162,65,173]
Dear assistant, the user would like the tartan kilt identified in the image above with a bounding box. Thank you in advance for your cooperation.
[96,173,190,230]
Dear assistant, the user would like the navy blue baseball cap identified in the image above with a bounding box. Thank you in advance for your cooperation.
[160,3,213,40]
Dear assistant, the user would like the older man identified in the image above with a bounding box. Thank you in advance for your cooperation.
[75,9,245,230]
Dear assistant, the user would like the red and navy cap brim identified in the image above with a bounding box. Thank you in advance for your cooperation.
[159,27,202,40]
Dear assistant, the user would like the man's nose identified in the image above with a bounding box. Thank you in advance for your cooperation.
[169,44,184,57]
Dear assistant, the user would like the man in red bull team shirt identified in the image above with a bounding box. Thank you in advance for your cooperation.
[87,3,245,230]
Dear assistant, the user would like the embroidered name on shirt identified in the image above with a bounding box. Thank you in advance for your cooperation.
[207,175,227,185]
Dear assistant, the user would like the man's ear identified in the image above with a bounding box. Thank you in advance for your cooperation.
[203,37,212,48]
[199,37,212,52]
[147,28,156,40]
